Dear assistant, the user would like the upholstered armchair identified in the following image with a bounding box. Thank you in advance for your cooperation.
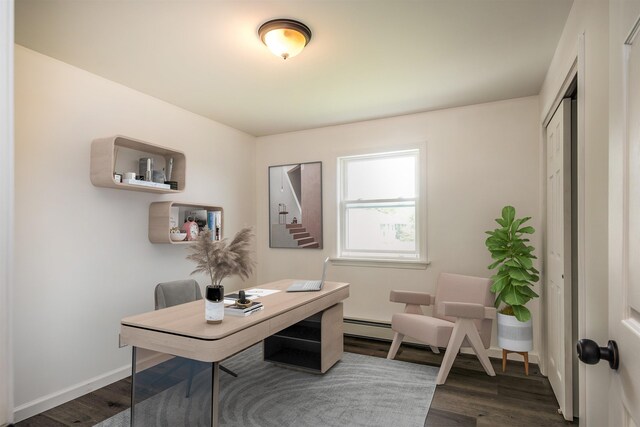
[387,273,496,384]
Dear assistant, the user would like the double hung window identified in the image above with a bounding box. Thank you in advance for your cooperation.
[338,149,421,260]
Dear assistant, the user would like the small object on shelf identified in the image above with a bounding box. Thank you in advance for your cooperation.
[167,157,174,181]
[170,233,187,242]
[139,157,153,181]
[124,172,136,180]
[169,227,186,242]
[113,173,122,183]
[152,169,166,183]
[182,217,199,241]
[164,181,178,190]
[291,217,297,224]
[187,209,207,230]
[205,285,224,324]
[121,178,171,190]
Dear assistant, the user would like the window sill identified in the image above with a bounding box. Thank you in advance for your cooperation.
[329,257,430,270]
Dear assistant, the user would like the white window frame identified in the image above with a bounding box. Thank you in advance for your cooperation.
[337,148,427,268]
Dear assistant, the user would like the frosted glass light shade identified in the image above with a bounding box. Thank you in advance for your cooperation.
[259,19,312,60]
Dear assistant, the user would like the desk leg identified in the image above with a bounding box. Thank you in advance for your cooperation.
[130,346,137,427]
[211,362,220,427]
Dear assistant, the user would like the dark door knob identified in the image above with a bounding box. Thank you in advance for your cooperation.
[576,339,619,370]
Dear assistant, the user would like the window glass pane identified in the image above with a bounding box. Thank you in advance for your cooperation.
[345,202,416,253]
[346,154,416,200]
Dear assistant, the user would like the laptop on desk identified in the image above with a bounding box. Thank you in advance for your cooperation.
[287,257,329,292]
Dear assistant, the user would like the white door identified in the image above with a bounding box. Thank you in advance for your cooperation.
[545,98,572,421]
[609,3,640,425]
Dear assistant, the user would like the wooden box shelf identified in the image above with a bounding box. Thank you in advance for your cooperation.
[149,201,223,244]
[264,302,343,373]
[90,135,185,194]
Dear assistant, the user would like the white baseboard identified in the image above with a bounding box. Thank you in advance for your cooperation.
[13,365,131,422]
[13,351,168,422]
[343,318,540,365]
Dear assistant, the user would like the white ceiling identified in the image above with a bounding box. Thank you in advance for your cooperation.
[15,0,573,137]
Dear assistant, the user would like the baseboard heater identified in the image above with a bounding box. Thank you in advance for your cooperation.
[343,317,391,329]
[342,317,436,350]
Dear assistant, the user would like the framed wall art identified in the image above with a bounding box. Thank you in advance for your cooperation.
[268,162,322,249]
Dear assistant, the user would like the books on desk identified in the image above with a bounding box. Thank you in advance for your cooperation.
[225,301,264,317]
[223,289,280,305]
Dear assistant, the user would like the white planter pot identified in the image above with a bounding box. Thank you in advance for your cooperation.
[497,312,533,352]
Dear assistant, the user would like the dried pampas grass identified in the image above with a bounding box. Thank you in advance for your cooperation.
[186,227,255,287]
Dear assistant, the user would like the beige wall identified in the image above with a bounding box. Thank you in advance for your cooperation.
[13,46,256,420]
[538,1,609,425]
[256,96,541,355]
[0,1,14,425]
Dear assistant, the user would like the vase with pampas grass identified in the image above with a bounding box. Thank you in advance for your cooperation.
[186,227,255,323]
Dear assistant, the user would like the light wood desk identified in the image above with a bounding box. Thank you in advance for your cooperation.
[120,280,349,426]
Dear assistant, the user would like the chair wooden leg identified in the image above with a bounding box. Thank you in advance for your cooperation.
[387,332,404,359]
[462,319,495,377]
[524,352,529,375]
[436,322,467,385]
[502,349,507,372]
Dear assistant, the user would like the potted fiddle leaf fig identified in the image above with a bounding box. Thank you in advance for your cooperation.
[485,205,539,351]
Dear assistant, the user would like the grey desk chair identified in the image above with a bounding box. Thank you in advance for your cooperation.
[154,279,238,398]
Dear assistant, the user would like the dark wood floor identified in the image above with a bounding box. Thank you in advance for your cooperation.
[16,336,576,427]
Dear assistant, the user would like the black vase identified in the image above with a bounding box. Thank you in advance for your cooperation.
[206,285,224,302]
[205,285,224,323]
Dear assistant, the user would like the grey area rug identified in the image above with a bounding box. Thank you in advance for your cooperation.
[96,345,437,427]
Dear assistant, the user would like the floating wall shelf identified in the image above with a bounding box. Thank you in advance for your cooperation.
[90,135,186,194]
[149,201,223,244]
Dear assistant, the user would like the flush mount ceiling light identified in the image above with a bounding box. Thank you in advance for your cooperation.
[258,19,312,60]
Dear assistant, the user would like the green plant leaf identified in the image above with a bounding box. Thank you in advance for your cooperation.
[512,305,531,322]
[511,218,523,233]
[504,259,520,268]
[495,218,507,227]
[486,236,507,247]
[510,280,529,287]
[502,285,528,306]
[491,250,509,260]
[488,259,503,270]
[490,271,510,288]
[518,226,535,234]
[516,256,533,269]
[494,229,509,240]
[502,206,516,225]
[519,286,539,298]
[508,268,533,281]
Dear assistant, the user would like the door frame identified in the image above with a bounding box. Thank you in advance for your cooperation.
[0,0,14,424]
[540,33,586,421]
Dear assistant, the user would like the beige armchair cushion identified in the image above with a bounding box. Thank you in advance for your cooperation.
[391,313,454,348]
[434,273,493,348]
